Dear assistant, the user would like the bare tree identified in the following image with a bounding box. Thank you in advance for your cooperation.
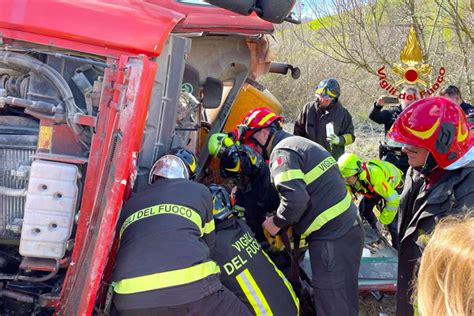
[290,0,473,100]
[434,0,473,97]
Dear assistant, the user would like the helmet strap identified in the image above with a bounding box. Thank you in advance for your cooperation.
[261,125,279,160]
[248,126,269,160]
[250,133,268,160]
[419,152,438,175]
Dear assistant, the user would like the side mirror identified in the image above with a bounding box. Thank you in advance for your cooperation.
[205,0,256,16]
[202,77,223,109]
[206,0,298,24]
[257,0,297,24]
[269,62,301,80]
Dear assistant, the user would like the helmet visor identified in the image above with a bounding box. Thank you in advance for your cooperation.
[315,85,337,99]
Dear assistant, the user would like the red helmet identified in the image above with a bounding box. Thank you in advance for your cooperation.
[237,108,283,145]
[388,96,474,169]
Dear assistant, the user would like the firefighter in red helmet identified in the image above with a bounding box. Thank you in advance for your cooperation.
[237,107,364,316]
[388,96,474,316]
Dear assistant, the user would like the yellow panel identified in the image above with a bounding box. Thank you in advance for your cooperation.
[199,82,283,152]
[38,125,53,150]
[224,83,283,133]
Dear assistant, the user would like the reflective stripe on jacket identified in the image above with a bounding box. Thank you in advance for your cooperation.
[111,178,221,310]
[212,218,299,316]
[269,130,357,240]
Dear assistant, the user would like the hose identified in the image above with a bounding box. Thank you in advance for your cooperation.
[0,259,60,282]
[0,51,89,146]
[16,259,60,282]
[0,289,35,303]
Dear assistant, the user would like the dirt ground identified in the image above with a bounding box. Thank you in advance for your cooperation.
[359,292,397,316]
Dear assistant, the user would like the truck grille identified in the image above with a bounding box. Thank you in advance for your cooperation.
[0,145,36,239]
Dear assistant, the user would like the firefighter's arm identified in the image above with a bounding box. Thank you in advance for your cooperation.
[340,109,355,145]
[270,149,310,228]
[372,174,399,225]
[293,104,308,137]
[201,188,216,251]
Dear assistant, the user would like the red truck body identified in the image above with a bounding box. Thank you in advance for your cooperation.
[0,1,276,314]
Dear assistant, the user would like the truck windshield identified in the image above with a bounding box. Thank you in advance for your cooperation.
[177,0,214,6]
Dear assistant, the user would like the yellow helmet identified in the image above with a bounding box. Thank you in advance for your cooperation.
[337,153,362,178]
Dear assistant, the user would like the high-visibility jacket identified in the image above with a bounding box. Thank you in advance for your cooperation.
[269,130,358,240]
[350,160,403,225]
[212,217,299,316]
[111,178,220,310]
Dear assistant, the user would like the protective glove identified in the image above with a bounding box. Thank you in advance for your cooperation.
[233,205,245,218]
[263,228,284,252]
[379,208,397,225]
[327,133,342,145]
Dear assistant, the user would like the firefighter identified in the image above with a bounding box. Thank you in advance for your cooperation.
[369,87,419,174]
[208,133,279,242]
[387,96,474,316]
[111,148,251,316]
[294,78,355,160]
[338,153,403,249]
[208,184,300,316]
[237,108,364,316]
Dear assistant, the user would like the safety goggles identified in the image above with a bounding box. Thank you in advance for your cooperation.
[314,87,336,100]
[315,93,334,101]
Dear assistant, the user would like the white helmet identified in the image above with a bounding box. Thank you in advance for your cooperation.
[148,148,198,184]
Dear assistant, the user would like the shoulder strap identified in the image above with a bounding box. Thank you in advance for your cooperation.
[361,163,374,192]
[279,229,302,295]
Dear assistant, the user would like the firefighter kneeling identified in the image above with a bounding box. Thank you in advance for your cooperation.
[338,153,403,249]
[208,184,299,316]
[110,148,250,316]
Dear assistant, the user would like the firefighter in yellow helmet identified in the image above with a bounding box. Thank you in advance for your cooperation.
[338,152,403,249]
[208,133,279,242]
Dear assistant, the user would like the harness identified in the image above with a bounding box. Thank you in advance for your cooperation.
[359,163,377,199]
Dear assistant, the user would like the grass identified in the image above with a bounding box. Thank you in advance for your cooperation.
[348,123,382,161]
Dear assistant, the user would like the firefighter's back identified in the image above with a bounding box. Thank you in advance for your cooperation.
[111,178,222,310]
[213,217,300,316]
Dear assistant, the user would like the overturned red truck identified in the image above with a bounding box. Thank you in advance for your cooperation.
[0,0,299,314]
